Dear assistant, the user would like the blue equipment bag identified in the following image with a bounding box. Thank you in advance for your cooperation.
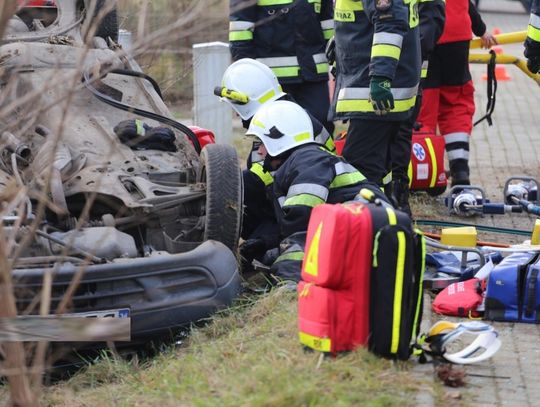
[485,252,538,322]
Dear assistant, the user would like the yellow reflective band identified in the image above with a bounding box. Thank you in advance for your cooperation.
[528,24,540,42]
[308,0,322,13]
[411,231,426,341]
[391,231,406,354]
[258,89,276,104]
[335,0,364,11]
[372,230,381,268]
[284,194,325,208]
[425,138,438,188]
[382,171,392,186]
[421,68,428,79]
[304,222,323,277]
[252,118,265,129]
[330,172,366,188]
[271,66,301,78]
[371,44,402,60]
[294,132,311,142]
[276,251,304,263]
[299,332,331,352]
[386,207,397,225]
[229,31,253,41]
[323,29,334,40]
[316,63,329,74]
[407,161,413,187]
[404,0,419,28]
[135,120,145,136]
[257,0,293,5]
[250,163,274,186]
[325,137,336,153]
[336,97,417,113]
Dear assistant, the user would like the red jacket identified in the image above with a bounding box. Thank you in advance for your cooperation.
[438,0,486,44]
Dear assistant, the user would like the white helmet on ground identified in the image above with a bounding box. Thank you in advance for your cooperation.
[215,58,285,120]
[246,100,314,157]
[426,321,501,365]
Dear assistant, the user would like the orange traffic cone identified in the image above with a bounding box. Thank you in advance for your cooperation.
[482,28,511,81]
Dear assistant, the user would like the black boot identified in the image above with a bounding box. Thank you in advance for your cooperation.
[449,159,470,187]
[393,178,412,217]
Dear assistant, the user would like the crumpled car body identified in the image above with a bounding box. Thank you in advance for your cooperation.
[1,0,242,342]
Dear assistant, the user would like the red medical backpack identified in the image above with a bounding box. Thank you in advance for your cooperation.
[409,130,447,195]
[298,201,425,359]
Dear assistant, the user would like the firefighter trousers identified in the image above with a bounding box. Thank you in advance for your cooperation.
[343,119,402,186]
[392,92,423,183]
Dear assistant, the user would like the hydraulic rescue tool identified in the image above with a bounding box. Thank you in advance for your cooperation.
[445,185,524,217]
[503,176,540,216]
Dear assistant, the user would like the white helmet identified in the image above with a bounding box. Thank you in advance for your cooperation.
[426,321,501,365]
[246,100,314,157]
[215,58,285,120]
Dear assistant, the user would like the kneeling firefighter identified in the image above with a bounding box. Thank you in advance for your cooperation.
[215,59,335,272]
[245,100,387,282]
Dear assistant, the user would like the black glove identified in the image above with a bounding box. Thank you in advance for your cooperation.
[114,119,151,143]
[139,127,177,152]
[114,120,177,152]
[261,247,279,266]
[240,238,267,260]
[369,76,394,115]
[527,56,540,74]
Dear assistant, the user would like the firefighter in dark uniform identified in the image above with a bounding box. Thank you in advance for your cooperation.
[245,101,387,282]
[332,0,421,187]
[389,0,446,215]
[229,0,335,133]
[416,0,496,186]
[525,0,540,74]
[215,59,335,270]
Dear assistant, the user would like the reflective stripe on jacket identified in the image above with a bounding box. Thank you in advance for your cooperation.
[229,0,334,84]
[273,144,370,237]
[331,0,421,122]
[525,1,540,59]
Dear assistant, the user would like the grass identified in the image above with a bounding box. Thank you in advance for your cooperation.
[42,288,432,407]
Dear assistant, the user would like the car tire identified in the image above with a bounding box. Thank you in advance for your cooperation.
[199,144,243,253]
[86,0,119,42]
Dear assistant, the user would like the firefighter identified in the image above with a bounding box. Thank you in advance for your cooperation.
[229,0,335,133]
[525,0,540,74]
[389,0,446,215]
[245,100,386,282]
[417,1,496,187]
[331,0,421,188]
[215,59,334,271]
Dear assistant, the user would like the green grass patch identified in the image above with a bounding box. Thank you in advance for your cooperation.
[44,289,430,406]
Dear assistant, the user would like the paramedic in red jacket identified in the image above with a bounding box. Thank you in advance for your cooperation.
[417,0,496,186]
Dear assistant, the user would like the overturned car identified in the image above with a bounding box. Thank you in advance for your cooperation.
[1,0,242,342]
